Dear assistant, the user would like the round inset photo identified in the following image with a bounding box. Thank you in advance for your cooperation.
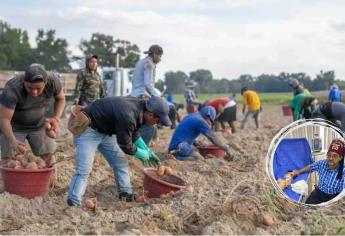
[266,119,345,206]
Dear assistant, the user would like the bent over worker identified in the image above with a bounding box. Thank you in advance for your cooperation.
[67,96,171,205]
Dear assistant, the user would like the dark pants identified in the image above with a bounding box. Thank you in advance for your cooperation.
[305,187,339,204]
[168,105,177,129]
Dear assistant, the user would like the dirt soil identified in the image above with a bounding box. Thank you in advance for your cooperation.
[1,105,345,235]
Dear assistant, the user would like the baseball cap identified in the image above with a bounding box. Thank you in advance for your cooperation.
[146,96,171,126]
[24,64,48,83]
[200,106,216,122]
[144,45,163,55]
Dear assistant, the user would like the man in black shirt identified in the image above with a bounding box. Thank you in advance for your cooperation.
[67,95,171,205]
[0,64,65,163]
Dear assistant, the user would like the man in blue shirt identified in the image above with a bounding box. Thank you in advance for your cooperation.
[168,106,232,161]
[292,139,345,204]
[329,84,342,102]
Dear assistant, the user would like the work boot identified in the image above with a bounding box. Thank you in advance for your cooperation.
[118,192,136,202]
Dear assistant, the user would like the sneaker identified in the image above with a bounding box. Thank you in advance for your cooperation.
[118,192,136,202]
[67,198,78,206]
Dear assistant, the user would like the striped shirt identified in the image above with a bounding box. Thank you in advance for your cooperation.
[310,160,345,194]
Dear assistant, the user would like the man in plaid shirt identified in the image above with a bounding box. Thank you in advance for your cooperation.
[292,139,345,204]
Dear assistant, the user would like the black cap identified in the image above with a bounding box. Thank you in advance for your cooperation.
[144,45,163,55]
[24,64,47,83]
[146,96,171,126]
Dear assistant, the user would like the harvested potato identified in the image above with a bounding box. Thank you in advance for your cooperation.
[85,199,96,210]
[157,165,165,176]
[46,130,57,139]
[26,162,38,170]
[17,144,27,155]
[36,159,47,169]
[27,154,37,162]
[164,167,174,176]
[45,122,52,131]
[262,214,274,226]
[7,160,18,168]
[14,165,24,170]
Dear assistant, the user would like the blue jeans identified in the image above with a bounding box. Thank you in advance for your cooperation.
[241,109,260,129]
[173,142,204,161]
[68,127,132,206]
[139,124,157,145]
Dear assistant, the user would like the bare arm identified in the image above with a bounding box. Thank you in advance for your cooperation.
[292,165,311,177]
[53,90,66,121]
[0,104,16,142]
[0,104,26,157]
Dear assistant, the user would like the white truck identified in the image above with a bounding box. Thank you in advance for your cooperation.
[100,67,133,97]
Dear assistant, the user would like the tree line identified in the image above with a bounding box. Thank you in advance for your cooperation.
[157,69,344,94]
[0,20,140,72]
[1,20,343,93]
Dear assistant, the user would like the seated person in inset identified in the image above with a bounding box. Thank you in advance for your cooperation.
[292,139,345,204]
[168,106,232,161]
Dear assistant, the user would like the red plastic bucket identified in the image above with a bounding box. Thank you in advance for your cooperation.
[0,166,55,198]
[198,145,226,158]
[282,105,292,116]
[143,168,186,198]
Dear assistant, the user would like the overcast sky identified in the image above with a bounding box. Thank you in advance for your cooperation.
[1,0,345,80]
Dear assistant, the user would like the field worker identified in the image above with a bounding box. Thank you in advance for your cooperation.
[312,102,345,132]
[74,55,104,106]
[0,64,65,165]
[184,80,199,113]
[240,87,261,129]
[130,44,163,145]
[290,93,317,121]
[67,96,171,205]
[207,97,237,133]
[329,84,342,102]
[168,106,232,161]
[291,139,345,204]
[289,79,310,97]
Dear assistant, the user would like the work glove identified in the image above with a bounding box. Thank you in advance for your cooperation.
[134,147,150,166]
[148,150,160,167]
[135,137,160,167]
[134,137,149,150]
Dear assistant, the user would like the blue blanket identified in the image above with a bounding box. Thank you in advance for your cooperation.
[273,138,313,202]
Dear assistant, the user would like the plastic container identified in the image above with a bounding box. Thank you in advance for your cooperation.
[143,168,186,198]
[282,105,292,116]
[198,145,226,158]
[0,166,55,198]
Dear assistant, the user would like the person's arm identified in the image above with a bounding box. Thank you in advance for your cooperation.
[99,77,105,98]
[242,93,247,114]
[292,165,311,177]
[0,104,26,156]
[143,63,159,96]
[53,90,66,122]
[199,119,230,153]
[73,72,84,101]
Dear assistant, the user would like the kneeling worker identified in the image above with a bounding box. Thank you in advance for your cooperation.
[168,106,232,161]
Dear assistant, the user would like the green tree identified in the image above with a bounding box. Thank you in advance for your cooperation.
[164,71,188,93]
[114,39,140,68]
[79,34,140,68]
[314,70,335,91]
[0,21,35,70]
[190,69,213,93]
[35,29,71,72]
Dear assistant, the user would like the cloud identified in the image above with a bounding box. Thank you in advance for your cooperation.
[2,0,345,79]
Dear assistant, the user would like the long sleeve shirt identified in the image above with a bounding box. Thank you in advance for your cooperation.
[130,56,160,98]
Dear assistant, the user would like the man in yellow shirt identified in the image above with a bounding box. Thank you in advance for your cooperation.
[240,87,261,129]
